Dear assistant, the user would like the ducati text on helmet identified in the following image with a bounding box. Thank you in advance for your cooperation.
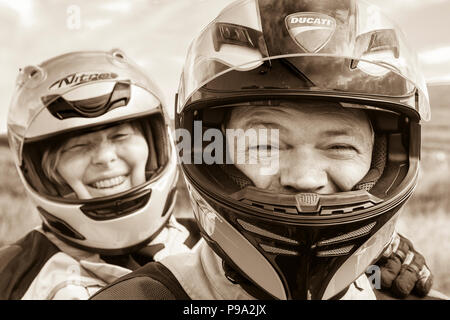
[285,12,337,52]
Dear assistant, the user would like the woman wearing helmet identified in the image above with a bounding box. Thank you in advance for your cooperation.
[92,0,444,300]
[0,49,200,299]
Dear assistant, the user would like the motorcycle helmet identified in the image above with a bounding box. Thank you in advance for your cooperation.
[175,0,430,299]
[8,49,178,255]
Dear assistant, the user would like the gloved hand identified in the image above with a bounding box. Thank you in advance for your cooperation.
[377,232,433,298]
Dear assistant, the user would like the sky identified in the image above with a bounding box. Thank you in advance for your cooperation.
[1,0,450,133]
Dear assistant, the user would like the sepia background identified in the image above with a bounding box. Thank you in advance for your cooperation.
[0,0,449,296]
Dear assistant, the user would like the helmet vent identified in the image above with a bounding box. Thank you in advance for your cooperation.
[259,243,299,256]
[316,245,354,257]
[317,222,376,247]
[241,198,376,216]
[273,207,286,214]
[237,218,299,245]
[45,81,130,120]
[321,202,376,215]
[251,202,264,209]
[80,188,151,221]
[233,186,382,215]
[37,207,85,240]
[113,51,124,59]
[241,199,298,214]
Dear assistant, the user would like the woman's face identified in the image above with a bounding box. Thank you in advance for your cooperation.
[56,123,149,199]
[226,103,374,194]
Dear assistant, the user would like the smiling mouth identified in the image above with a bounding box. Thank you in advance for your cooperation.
[89,175,128,189]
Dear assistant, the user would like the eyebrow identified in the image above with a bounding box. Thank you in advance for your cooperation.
[241,119,359,134]
[322,129,357,137]
[242,120,283,130]
[321,128,366,144]
[63,124,127,145]
[242,121,366,144]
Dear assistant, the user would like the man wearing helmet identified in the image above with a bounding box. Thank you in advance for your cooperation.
[0,50,200,299]
[90,0,447,300]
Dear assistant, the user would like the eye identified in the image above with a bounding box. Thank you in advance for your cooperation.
[329,145,356,151]
[63,143,90,152]
[248,144,279,152]
[327,144,359,156]
[111,132,131,141]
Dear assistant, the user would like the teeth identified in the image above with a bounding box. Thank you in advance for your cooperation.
[91,176,126,189]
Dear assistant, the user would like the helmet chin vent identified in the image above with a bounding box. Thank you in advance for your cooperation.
[316,222,376,247]
[316,245,354,257]
[37,207,85,240]
[241,199,298,214]
[80,188,151,221]
[241,199,375,215]
[259,243,299,256]
[237,218,299,245]
[233,187,383,215]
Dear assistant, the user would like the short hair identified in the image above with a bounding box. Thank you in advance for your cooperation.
[41,142,66,187]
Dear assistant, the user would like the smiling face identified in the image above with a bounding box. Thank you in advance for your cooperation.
[226,102,374,194]
[55,122,149,199]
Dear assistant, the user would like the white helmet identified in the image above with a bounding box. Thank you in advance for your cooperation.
[175,0,430,299]
[8,49,178,255]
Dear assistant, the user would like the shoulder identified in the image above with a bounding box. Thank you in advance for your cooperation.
[91,261,190,300]
[0,230,60,299]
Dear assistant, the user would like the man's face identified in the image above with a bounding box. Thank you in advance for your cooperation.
[56,123,149,199]
[226,102,374,194]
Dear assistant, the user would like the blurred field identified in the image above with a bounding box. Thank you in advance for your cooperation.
[0,84,449,297]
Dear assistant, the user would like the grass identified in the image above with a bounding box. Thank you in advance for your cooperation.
[398,151,450,296]
[0,147,41,246]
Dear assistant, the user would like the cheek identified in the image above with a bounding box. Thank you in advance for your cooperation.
[56,154,89,184]
[229,137,280,189]
[119,137,149,167]
[328,155,372,191]
[234,162,277,189]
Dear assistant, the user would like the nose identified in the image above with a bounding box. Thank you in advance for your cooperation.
[91,141,118,166]
[279,148,328,193]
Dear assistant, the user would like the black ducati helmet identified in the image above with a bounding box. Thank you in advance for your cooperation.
[175,0,430,299]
